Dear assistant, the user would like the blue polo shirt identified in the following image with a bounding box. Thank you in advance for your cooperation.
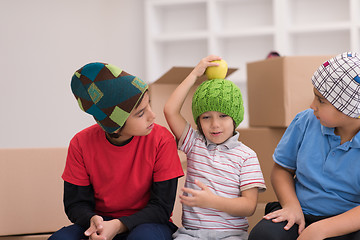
[273,109,360,216]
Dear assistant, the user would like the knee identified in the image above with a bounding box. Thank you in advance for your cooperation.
[249,220,276,240]
[127,223,172,240]
[48,224,86,240]
[249,218,297,240]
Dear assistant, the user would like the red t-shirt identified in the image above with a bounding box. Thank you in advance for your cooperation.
[62,124,184,218]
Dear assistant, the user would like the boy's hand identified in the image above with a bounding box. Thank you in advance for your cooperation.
[85,215,104,239]
[85,215,127,240]
[180,179,215,208]
[264,206,305,234]
[297,221,325,240]
[191,55,222,79]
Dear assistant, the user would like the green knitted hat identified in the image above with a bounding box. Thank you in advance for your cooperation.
[192,79,244,127]
[71,62,148,133]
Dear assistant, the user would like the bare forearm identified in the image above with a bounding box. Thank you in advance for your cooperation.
[164,71,197,117]
[271,163,300,209]
[310,206,360,238]
[209,194,257,217]
[164,55,221,139]
[163,72,198,139]
[181,181,258,217]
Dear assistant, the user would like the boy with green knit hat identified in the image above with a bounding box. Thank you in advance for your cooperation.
[50,62,184,240]
[164,55,266,239]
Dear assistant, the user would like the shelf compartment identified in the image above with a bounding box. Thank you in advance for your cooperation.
[216,35,275,81]
[213,0,274,31]
[289,30,351,56]
[288,0,350,26]
[149,0,207,35]
[150,39,208,82]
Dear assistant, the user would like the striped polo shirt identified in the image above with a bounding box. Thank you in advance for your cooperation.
[179,123,266,231]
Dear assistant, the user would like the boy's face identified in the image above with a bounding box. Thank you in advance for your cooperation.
[199,111,234,144]
[310,88,350,128]
[115,92,156,140]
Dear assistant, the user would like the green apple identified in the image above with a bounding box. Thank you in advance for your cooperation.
[205,59,228,79]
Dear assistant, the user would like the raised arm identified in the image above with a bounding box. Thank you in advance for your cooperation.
[164,55,221,140]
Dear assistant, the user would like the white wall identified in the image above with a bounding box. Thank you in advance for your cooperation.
[0,0,145,148]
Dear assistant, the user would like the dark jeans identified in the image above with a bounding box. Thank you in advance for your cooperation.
[249,202,360,240]
[48,222,175,240]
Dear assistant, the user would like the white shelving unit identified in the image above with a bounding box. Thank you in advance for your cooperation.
[145,0,360,127]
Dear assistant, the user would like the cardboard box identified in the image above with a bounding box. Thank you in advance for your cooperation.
[247,56,333,127]
[0,148,70,236]
[149,66,237,129]
[237,127,286,203]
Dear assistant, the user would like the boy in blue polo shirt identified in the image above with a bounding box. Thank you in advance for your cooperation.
[249,52,360,240]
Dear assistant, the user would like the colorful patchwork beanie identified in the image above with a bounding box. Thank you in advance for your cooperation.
[192,79,244,127]
[71,62,148,133]
[312,52,360,118]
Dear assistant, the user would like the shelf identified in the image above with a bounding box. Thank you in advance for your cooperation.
[289,30,351,56]
[149,0,206,5]
[288,22,351,34]
[145,0,360,125]
[216,27,275,38]
[153,31,209,42]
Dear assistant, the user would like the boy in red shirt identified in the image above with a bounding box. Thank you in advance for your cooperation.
[49,62,184,240]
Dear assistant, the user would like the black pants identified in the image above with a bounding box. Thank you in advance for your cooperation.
[249,202,360,240]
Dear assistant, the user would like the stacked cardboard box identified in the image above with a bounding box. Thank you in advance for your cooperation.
[0,148,70,240]
[247,56,333,127]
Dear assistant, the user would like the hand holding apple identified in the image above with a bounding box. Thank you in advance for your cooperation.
[205,59,228,80]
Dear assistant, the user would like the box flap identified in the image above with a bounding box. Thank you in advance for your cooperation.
[153,66,238,84]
